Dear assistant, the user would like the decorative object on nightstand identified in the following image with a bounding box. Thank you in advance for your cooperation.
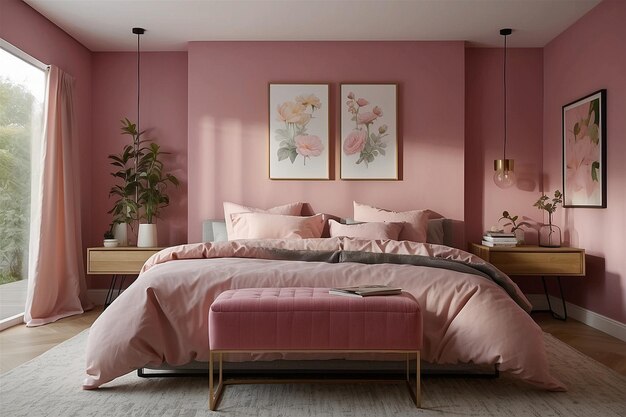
[534,190,563,247]
[470,243,585,320]
[499,211,531,245]
[103,230,118,248]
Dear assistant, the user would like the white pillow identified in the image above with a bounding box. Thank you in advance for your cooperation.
[230,213,324,240]
[223,201,303,239]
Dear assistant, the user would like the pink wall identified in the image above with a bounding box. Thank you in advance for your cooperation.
[91,52,188,249]
[187,41,466,242]
[465,48,544,246]
[543,0,626,323]
[0,0,93,257]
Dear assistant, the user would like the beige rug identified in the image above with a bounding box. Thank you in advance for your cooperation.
[0,330,624,417]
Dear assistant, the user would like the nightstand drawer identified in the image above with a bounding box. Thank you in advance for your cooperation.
[490,252,584,276]
[87,248,162,274]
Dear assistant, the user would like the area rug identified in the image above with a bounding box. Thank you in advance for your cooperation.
[0,330,624,417]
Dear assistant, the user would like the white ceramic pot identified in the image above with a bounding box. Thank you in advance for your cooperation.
[103,239,119,248]
[137,223,158,248]
[113,222,128,246]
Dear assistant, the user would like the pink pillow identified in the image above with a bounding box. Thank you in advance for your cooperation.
[328,220,403,241]
[230,213,324,240]
[223,201,303,239]
[353,201,429,242]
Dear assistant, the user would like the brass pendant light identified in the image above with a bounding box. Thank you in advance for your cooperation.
[493,28,516,189]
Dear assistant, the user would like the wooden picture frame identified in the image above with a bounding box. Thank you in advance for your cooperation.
[340,83,398,180]
[562,89,607,208]
[268,83,330,180]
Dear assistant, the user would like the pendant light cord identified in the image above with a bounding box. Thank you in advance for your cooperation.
[503,32,507,161]
[136,32,141,140]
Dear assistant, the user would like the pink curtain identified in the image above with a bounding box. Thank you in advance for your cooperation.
[24,66,92,327]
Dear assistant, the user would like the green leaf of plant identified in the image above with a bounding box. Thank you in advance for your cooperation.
[591,161,600,182]
[289,149,298,163]
[277,147,290,161]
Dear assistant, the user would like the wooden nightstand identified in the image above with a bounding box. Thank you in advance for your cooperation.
[469,244,585,320]
[87,247,163,307]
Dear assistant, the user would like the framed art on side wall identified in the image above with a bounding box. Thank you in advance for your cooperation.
[340,84,398,180]
[562,89,606,208]
[268,83,329,180]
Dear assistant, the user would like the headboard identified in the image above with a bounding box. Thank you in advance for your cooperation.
[202,218,458,248]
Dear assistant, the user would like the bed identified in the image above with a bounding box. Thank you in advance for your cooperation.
[83,219,565,391]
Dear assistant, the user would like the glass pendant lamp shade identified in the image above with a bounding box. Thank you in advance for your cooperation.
[493,158,516,189]
[493,28,516,189]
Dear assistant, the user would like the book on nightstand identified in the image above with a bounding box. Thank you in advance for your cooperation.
[329,285,402,298]
[481,240,517,247]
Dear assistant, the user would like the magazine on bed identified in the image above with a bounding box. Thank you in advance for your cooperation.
[329,285,402,298]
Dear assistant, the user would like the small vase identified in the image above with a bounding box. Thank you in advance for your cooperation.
[137,223,158,248]
[514,228,525,245]
[113,223,128,247]
[103,239,119,248]
[539,224,561,247]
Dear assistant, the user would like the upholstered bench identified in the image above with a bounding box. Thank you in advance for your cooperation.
[208,287,423,410]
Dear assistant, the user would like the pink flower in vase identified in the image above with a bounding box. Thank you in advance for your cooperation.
[343,130,367,155]
[295,135,324,157]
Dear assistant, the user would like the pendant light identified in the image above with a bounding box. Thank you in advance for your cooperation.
[493,28,516,189]
[132,27,145,202]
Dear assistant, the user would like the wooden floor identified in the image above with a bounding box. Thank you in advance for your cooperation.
[0,308,624,376]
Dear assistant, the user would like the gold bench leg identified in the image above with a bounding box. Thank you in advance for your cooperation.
[209,351,224,411]
[415,351,421,408]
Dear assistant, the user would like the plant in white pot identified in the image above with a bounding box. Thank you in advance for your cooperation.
[103,229,118,247]
[136,141,179,247]
[107,119,141,246]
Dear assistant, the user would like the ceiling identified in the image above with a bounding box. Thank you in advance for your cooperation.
[24,0,601,51]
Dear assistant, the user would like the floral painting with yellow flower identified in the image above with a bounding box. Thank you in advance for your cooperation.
[563,90,605,207]
[269,84,329,179]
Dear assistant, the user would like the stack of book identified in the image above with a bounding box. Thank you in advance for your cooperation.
[482,231,518,247]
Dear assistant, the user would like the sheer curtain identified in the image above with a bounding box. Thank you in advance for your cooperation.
[25,65,92,327]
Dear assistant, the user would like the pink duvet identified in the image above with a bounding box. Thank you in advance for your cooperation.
[83,238,565,391]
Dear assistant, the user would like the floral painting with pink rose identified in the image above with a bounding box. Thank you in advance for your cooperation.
[564,96,601,205]
[343,92,388,166]
[275,94,324,166]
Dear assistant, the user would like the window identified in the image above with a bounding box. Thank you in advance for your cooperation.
[0,41,47,323]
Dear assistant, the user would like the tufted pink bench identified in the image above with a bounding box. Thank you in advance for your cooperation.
[208,287,422,410]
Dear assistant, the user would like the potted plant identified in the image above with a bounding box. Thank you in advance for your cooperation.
[108,118,179,248]
[534,190,563,247]
[103,229,118,248]
[136,140,179,247]
[107,119,141,246]
[499,211,532,244]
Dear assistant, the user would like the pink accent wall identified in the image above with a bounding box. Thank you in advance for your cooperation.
[187,41,466,243]
[91,52,188,248]
[543,0,626,323]
[465,48,544,245]
[0,0,93,257]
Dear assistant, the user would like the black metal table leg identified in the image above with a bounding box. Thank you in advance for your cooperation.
[104,275,119,309]
[539,276,567,320]
[104,274,127,309]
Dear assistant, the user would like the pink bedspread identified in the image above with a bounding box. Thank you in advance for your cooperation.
[83,238,565,391]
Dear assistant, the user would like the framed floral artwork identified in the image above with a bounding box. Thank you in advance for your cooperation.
[562,89,606,208]
[268,83,329,180]
[340,84,398,180]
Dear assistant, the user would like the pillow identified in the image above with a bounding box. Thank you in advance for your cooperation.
[353,201,429,243]
[223,201,303,239]
[230,213,324,240]
[328,220,403,240]
[427,218,445,245]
